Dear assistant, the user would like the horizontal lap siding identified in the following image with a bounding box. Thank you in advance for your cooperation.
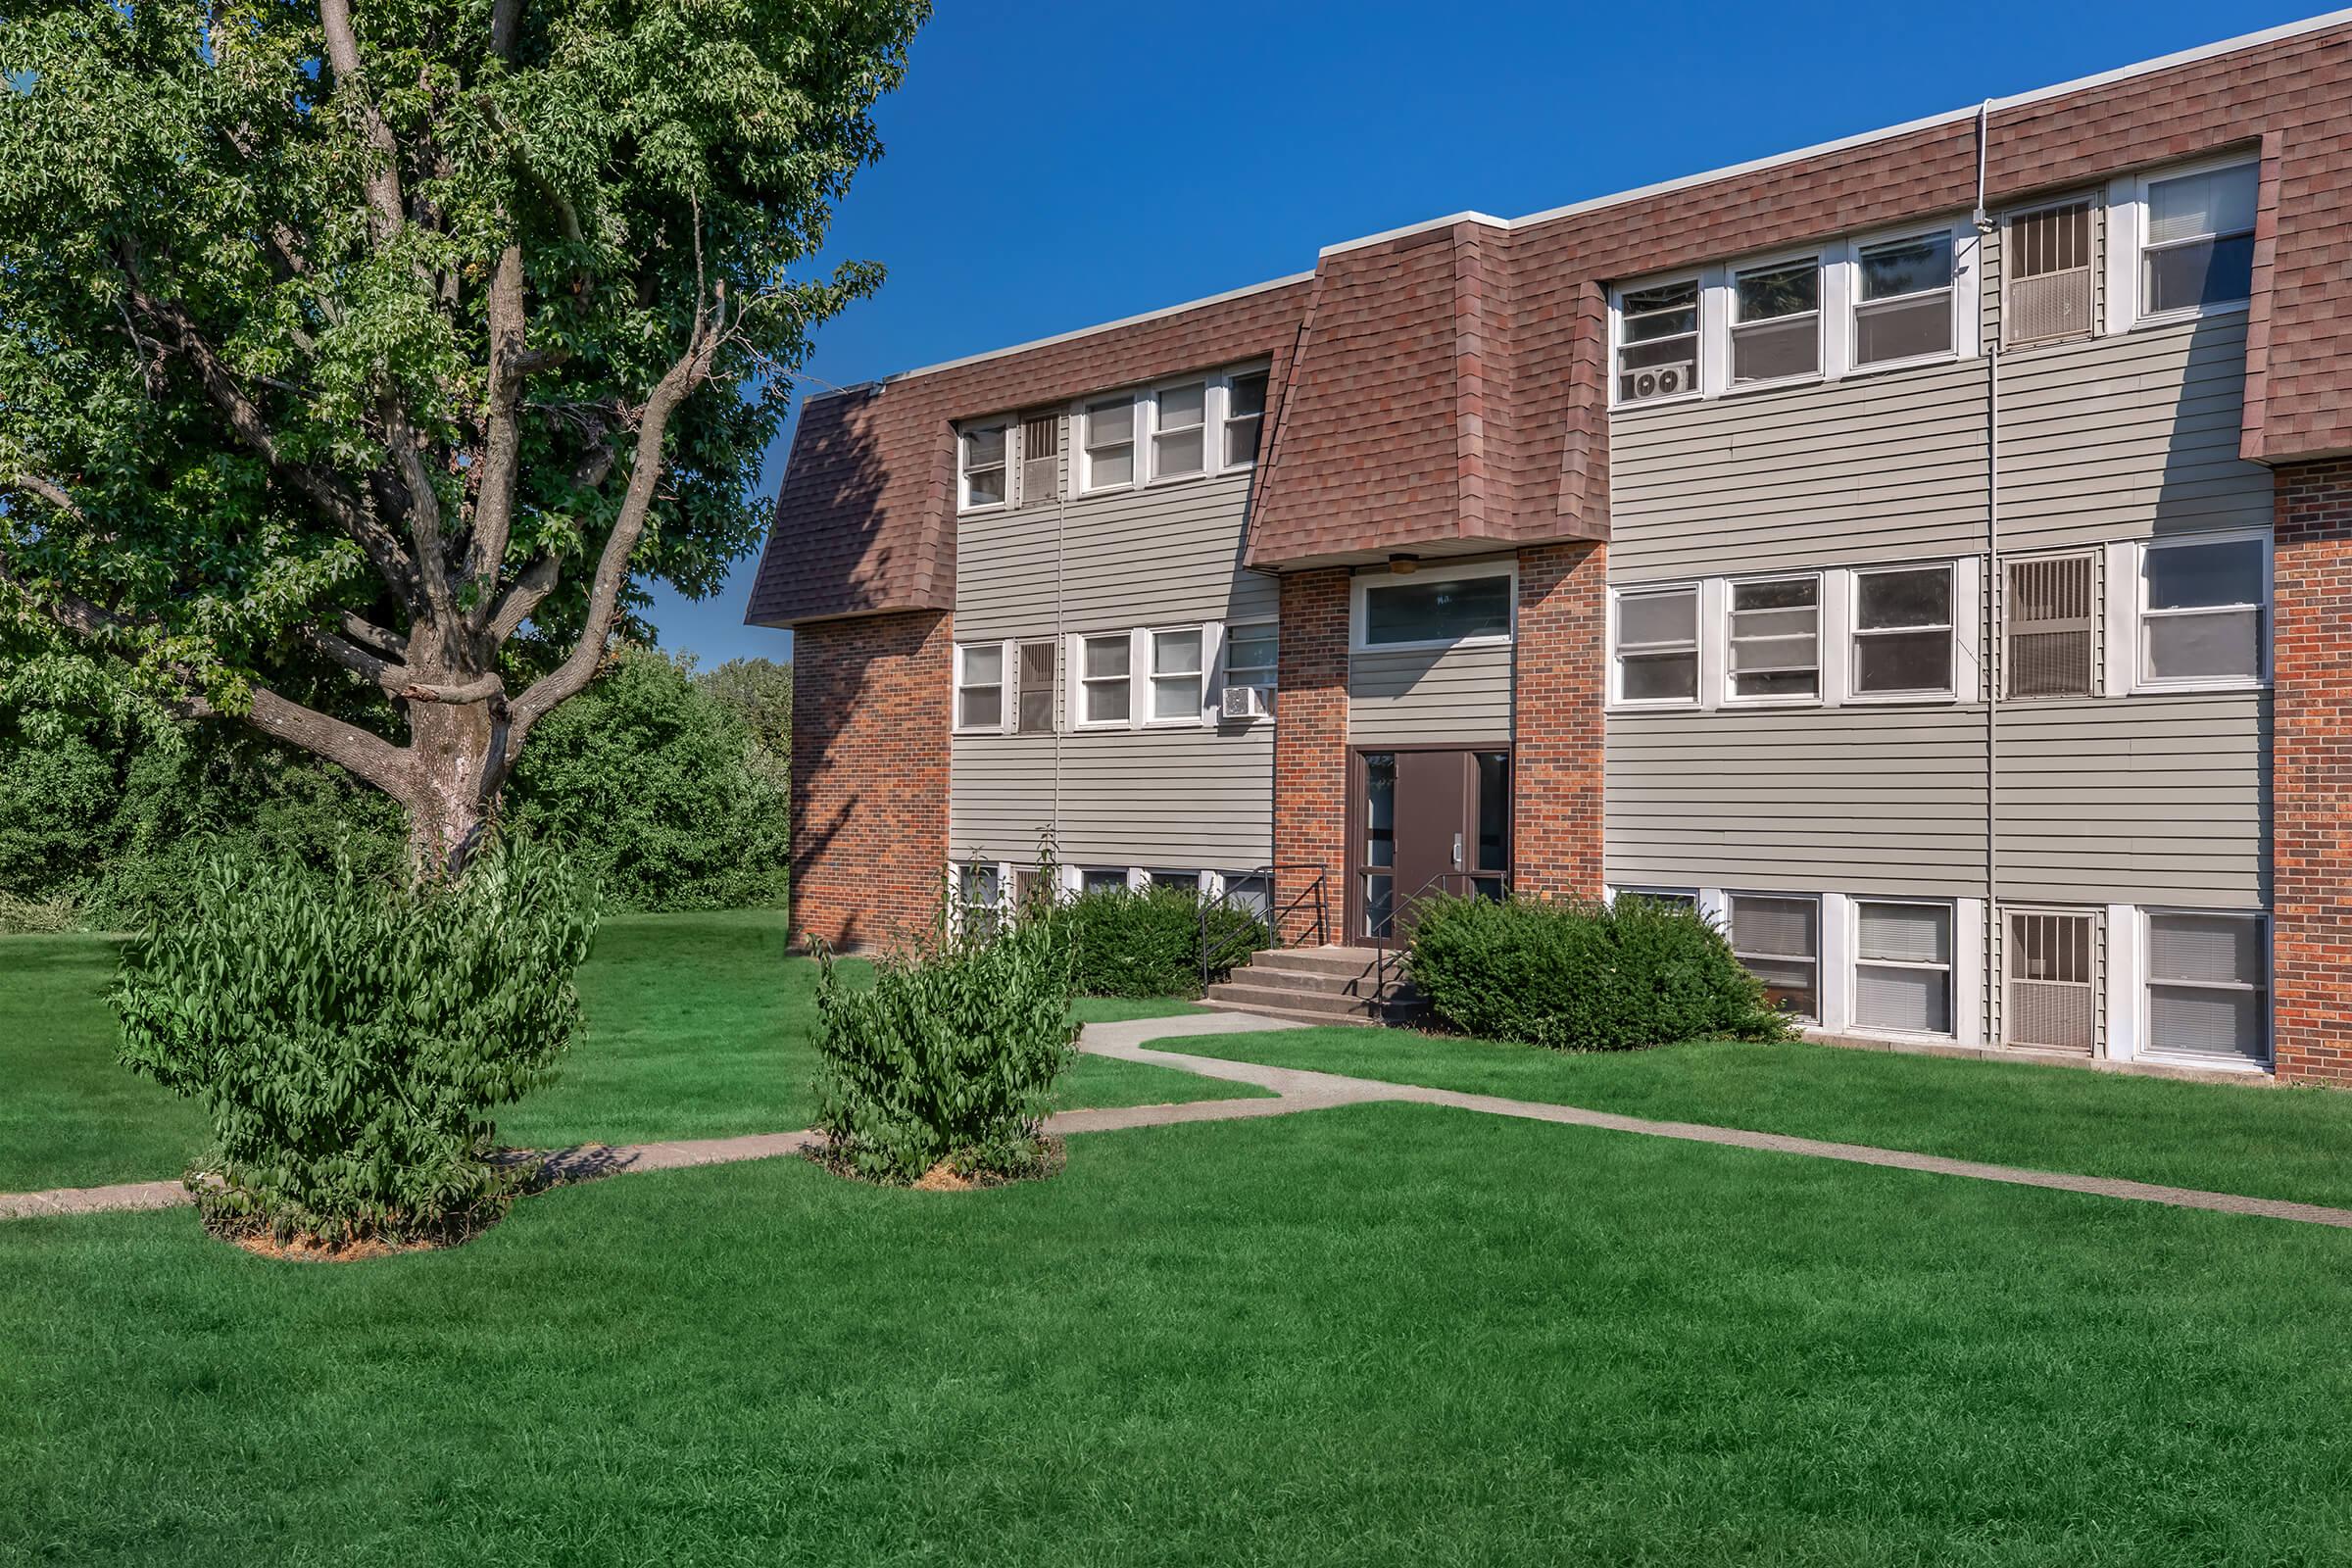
[949,728,1273,870]
[1348,643,1513,744]
[1605,709,1989,898]
[1606,360,1990,583]
[1993,693,2270,907]
[950,467,1274,875]
[1996,318,2273,551]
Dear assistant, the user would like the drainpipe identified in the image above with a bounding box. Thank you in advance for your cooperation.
[1977,97,2000,1049]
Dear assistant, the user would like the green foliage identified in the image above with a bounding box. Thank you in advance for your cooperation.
[113,839,598,1244]
[811,918,1078,1186]
[507,647,789,911]
[1059,884,1269,998]
[1406,893,1790,1052]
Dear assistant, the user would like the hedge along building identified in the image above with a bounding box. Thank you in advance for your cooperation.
[749,10,2352,1085]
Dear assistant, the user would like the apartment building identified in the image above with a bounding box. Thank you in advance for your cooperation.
[747,12,2352,1085]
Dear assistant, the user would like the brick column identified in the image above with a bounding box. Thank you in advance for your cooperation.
[789,610,952,953]
[1274,568,1349,946]
[2273,460,2352,1086]
[1512,541,1606,901]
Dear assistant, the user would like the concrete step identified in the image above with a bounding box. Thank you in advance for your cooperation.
[1222,961,1422,1003]
[1203,981,1381,1017]
[1244,944,1389,979]
[1198,997,1387,1029]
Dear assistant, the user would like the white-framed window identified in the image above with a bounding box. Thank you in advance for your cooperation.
[2134,531,2268,691]
[1852,899,1954,1037]
[1147,626,1206,723]
[2005,553,2097,699]
[1850,228,1956,369]
[1015,639,1057,734]
[1225,369,1269,466]
[1611,583,1699,706]
[1612,887,1700,913]
[1729,254,1821,387]
[1729,893,1820,1023]
[1224,621,1277,703]
[1353,561,1515,652]
[957,421,1008,513]
[954,642,1005,733]
[1080,396,1137,493]
[955,861,1005,934]
[1611,275,1702,406]
[1725,574,1820,704]
[2143,909,2269,1068]
[1080,867,1130,896]
[2135,158,2257,323]
[1076,632,1132,727]
[1151,381,1208,482]
[1849,564,1954,700]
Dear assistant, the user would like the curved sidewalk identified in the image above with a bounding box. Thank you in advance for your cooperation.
[10,1009,2352,1232]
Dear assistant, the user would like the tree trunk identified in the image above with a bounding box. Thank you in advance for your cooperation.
[405,697,502,882]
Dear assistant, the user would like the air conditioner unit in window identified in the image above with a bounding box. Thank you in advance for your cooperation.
[1633,364,1692,401]
[1220,685,1271,721]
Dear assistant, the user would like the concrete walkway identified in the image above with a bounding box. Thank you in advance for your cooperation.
[10,1009,2352,1231]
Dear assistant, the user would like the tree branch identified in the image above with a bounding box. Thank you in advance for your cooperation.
[316,0,408,244]
[338,611,409,660]
[233,688,412,799]
[484,552,561,641]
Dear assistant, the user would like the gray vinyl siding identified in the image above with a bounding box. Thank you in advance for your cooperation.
[1607,358,1991,583]
[950,465,1274,875]
[1992,692,2270,907]
[1605,708,1990,899]
[1995,316,2272,551]
[1348,643,1513,745]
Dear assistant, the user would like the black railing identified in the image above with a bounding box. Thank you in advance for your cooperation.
[1372,870,1510,1008]
[1200,862,1329,993]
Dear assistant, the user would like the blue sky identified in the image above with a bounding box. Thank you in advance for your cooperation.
[648,0,2325,667]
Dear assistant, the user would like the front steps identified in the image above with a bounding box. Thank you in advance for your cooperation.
[1200,945,1427,1027]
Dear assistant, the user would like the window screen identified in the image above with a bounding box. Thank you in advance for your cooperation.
[2145,912,2269,1066]
[1084,398,1135,489]
[1852,565,1954,696]
[1617,278,1700,403]
[2006,200,2094,345]
[1225,371,1269,467]
[1854,231,1955,366]
[2141,537,2264,684]
[2143,164,2257,317]
[1731,259,1820,384]
[2007,554,2095,698]
[1017,413,1059,508]
[2006,909,2095,1053]
[1016,640,1056,734]
[1616,586,1698,703]
[1152,383,1206,479]
[1854,901,1953,1035]
[1728,577,1820,700]
[1730,895,1819,1022]
[1150,628,1203,721]
[1079,634,1130,724]
[956,644,1004,731]
[960,424,1006,510]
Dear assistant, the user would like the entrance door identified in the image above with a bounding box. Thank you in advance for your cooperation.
[1353,749,1511,945]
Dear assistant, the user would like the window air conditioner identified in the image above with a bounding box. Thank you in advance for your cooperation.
[1220,685,1271,721]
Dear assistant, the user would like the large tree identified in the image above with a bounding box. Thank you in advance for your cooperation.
[0,0,922,874]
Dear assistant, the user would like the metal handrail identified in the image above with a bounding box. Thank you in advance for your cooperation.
[1199,862,1328,992]
[1372,870,1510,1006]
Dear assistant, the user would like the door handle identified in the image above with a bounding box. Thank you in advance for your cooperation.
[1452,832,1463,870]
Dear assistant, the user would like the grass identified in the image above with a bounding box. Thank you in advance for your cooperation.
[8,1102,2352,1565]
[0,910,1236,1195]
[1158,1024,2352,1209]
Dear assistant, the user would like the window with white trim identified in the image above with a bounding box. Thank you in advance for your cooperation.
[1080,867,1130,895]
[1850,564,1953,698]
[958,422,1007,512]
[956,862,1004,933]
[1852,230,1955,367]
[954,643,1004,732]
[1615,887,1699,913]
[1081,397,1136,492]
[1853,900,1953,1036]
[2139,161,2256,320]
[1015,640,1056,734]
[2137,534,2267,688]
[1225,370,1269,466]
[1152,382,1207,481]
[1730,257,1819,385]
[1726,575,1820,702]
[1148,627,1204,722]
[1077,633,1131,726]
[1614,277,1701,405]
[1729,894,1819,1022]
[1613,585,1698,705]
[1224,622,1277,701]
[1356,565,1514,650]
[2145,911,2269,1067]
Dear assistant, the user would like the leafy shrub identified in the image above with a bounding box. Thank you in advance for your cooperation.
[0,888,85,934]
[1060,884,1269,998]
[1406,893,1789,1051]
[811,916,1079,1185]
[113,840,599,1246]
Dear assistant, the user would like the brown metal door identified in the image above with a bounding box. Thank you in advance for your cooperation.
[1354,750,1470,945]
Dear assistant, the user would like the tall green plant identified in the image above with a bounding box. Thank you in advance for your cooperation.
[114,839,598,1245]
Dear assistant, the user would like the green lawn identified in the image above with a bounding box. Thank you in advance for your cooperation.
[0,911,1236,1194]
[1159,1025,2352,1209]
[8,1102,2352,1565]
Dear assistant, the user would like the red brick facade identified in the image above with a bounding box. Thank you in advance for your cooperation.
[1272,569,1349,945]
[788,611,952,953]
[1511,543,1607,900]
[2271,460,2352,1086]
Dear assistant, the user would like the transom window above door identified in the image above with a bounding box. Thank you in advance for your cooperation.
[1354,563,1515,651]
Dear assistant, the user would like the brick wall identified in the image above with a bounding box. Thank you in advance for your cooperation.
[1273,569,1349,945]
[2271,460,2352,1086]
[1512,542,1606,900]
[788,611,952,953]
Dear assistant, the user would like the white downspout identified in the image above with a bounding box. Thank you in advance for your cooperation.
[1977,97,2001,1052]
